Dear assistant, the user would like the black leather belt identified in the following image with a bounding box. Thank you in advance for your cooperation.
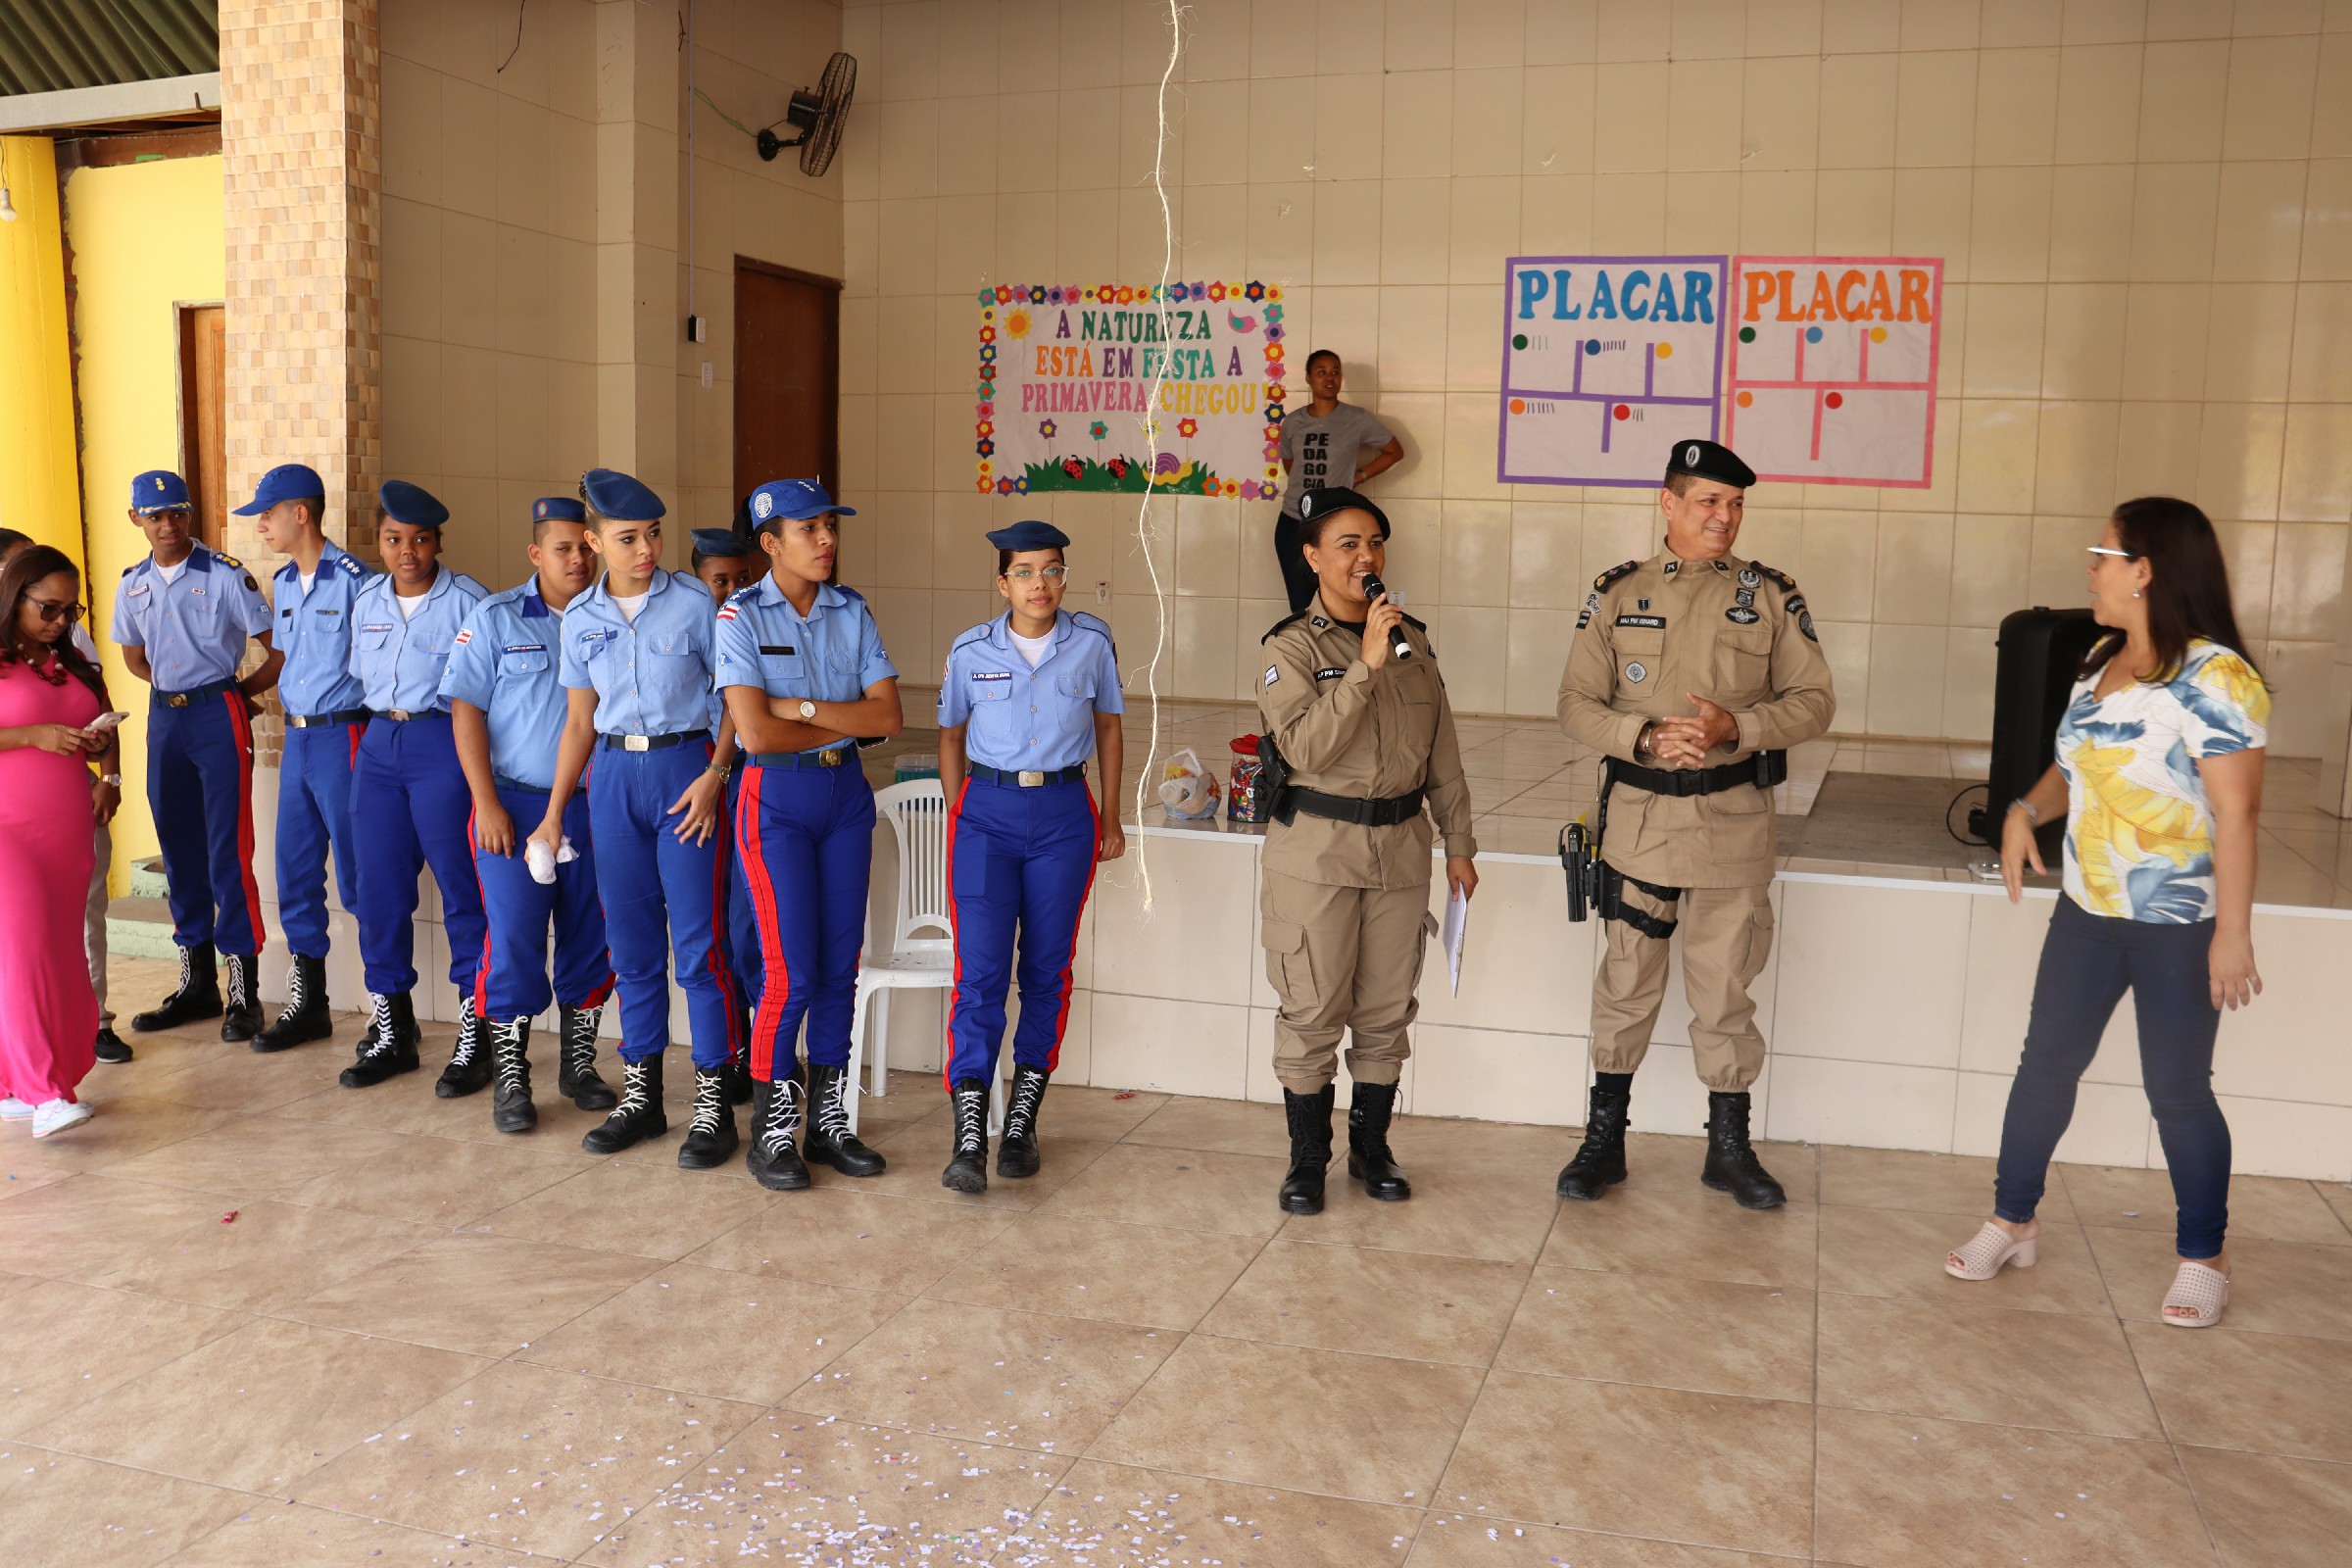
[492,773,549,795]
[600,730,704,752]
[153,678,238,709]
[1288,785,1425,827]
[285,707,370,728]
[969,762,1086,787]
[372,707,448,722]
[746,747,853,769]
[1605,750,1787,797]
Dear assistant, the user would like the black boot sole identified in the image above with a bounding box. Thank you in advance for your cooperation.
[581,1114,668,1154]
[1279,1186,1326,1215]
[130,1001,222,1033]
[560,1078,619,1112]
[996,1142,1040,1179]
[1347,1152,1411,1201]
[1556,1162,1627,1200]
[809,1143,887,1178]
[220,1011,263,1043]
[748,1153,812,1191]
[435,1072,492,1100]
[339,1054,419,1089]
[493,1102,537,1134]
[677,1132,741,1169]
[251,1017,332,1053]
[941,1156,987,1193]
[1700,1172,1787,1210]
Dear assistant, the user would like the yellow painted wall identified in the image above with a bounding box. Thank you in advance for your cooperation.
[64,153,227,880]
[0,135,82,564]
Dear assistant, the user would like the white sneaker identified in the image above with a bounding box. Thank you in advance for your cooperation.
[0,1097,33,1121]
[30,1100,92,1139]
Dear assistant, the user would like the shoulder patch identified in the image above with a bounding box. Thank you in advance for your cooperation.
[1747,563,1799,595]
[212,551,243,569]
[336,554,369,578]
[276,561,299,580]
[1259,609,1307,645]
[1592,560,1641,593]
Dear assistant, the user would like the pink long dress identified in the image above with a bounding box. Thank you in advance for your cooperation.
[0,658,101,1103]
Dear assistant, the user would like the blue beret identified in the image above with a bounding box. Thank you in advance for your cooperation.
[378,479,450,528]
[532,496,585,524]
[580,467,665,521]
[131,469,194,514]
[748,477,856,523]
[985,519,1070,553]
[229,464,321,516]
[1664,437,1756,489]
[691,527,751,558]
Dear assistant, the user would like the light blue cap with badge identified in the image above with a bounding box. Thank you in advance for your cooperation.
[230,463,323,515]
[691,527,751,557]
[130,469,194,514]
[581,467,666,522]
[378,479,450,528]
[748,477,856,524]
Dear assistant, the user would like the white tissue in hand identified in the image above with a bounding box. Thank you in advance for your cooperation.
[525,836,578,885]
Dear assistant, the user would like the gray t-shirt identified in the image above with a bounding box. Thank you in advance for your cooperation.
[1277,401,1394,518]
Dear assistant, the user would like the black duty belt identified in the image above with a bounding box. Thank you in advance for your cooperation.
[285,707,370,728]
[153,678,239,709]
[969,762,1086,788]
[372,707,449,722]
[492,773,550,795]
[747,747,853,769]
[600,730,705,752]
[1288,785,1425,827]
[1604,749,1787,798]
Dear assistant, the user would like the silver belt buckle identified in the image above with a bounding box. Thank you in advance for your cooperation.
[624,734,650,752]
[1018,769,1045,787]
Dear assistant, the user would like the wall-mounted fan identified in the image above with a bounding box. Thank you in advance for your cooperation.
[758,51,857,176]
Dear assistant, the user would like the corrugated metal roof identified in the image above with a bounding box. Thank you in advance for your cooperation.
[0,0,217,98]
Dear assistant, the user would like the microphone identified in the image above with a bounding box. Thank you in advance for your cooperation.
[1358,571,1413,662]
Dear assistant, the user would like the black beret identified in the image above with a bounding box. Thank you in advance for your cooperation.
[1296,486,1390,539]
[1664,438,1756,490]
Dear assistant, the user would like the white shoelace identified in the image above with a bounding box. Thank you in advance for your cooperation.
[360,994,398,1057]
[812,1076,855,1141]
[447,999,481,1067]
[953,1088,988,1155]
[757,1078,802,1158]
[688,1073,726,1135]
[493,1022,528,1096]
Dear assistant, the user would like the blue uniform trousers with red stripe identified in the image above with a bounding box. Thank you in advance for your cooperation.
[471,782,613,1021]
[146,689,266,957]
[274,717,365,959]
[945,776,1099,1084]
[588,744,741,1068]
[351,713,486,997]
[735,758,874,1080]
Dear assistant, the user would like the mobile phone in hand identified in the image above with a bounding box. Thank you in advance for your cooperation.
[84,710,131,734]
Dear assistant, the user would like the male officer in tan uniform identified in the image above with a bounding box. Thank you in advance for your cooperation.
[1554,439,1835,1209]
[1257,486,1479,1215]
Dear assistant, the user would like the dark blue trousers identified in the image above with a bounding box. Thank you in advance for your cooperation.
[945,776,1098,1085]
[351,713,485,997]
[471,782,612,1021]
[274,717,365,959]
[735,759,874,1081]
[147,689,265,956]
[587,743,741,1068]
[728,855,764,1011]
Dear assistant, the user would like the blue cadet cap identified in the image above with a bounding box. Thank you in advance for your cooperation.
[691,527,752,558]
[378,478,450,528]
[748,477,856,523]
[532,496,585,524]
[229,463,322,516]
[580,467,665,521]
[130,469,194,514]
[985,519,1070,553]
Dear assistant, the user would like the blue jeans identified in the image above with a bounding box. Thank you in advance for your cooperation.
[1994,896,2231,1258]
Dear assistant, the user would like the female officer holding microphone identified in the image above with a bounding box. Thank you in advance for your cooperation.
[1255,486,1478,1215]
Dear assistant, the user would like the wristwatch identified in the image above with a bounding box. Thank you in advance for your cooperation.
[708,757,734,782]
[99,773,122,787]
[2009,798,2040,826]
[796,699,817,720]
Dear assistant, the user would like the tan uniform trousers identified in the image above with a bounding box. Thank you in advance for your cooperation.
[1592,879,1774,1091]
[1260,867,1436,1095]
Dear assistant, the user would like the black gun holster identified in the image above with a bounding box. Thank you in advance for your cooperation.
[1558,775,1681,941]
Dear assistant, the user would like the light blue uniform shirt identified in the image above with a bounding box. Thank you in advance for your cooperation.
[713,577,898,754]
[939,611,1123,771]
[558,568,721,738]
[110,545,273,691]
[270,540,376,715]
[439,580,571,789]
[348,565,489,713]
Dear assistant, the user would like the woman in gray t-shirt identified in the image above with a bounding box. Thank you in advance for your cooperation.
[1274,352,1403,612]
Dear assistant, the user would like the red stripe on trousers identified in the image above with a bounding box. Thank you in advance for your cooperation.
[735,767,792,1083]
[700,741,742,1061]
[222,692,267,954]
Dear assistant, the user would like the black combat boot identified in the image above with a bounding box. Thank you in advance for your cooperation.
[582,1053,667,1153]
[745,1066,811,1191]
[253,953,332,1053]
[1700,1091,1785,1210]
[93,1026,132,1064]
[725,1026,755,1105]
[996,1064,1050,1179]
[1346,1080,1412,1200]
[556,1002,616,1110]
[490,1017,536,1134]
[435,995,491,1098]
[131,942,221,1032]
[1556,1081,1632,1200]
[220,953,263,1042]
[677,1066,740,1169]
[806,1062,887,1176]
[1279,1085,1335,1214]
[339,992,420,1088]
[940,1078,990,1193]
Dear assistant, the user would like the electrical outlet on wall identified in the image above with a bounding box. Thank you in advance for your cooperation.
[700,362,713,390]
[1096,580,1109,605]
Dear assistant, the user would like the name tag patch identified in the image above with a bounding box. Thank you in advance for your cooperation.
[760,644,798,656]
[1616,613,1666,629]
[505,642,546,655]
[969,669,1011,683]
[1313,666,1347,680]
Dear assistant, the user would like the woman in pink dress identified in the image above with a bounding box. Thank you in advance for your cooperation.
[0,545,114,1137]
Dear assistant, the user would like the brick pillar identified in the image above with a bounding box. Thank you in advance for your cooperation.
[219,0,381,563]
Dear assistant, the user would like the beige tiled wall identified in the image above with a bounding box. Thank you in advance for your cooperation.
[839,0,2352,755]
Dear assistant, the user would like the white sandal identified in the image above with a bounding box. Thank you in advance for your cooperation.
[1945,1219,2037,1280]
[2161,1259,2230,1328]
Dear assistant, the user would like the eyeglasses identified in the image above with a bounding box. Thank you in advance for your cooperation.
[2085,546,2138,562]
[1004,565,1069,583]
[25,596,84,623]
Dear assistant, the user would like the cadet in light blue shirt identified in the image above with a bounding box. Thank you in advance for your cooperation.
[340,480,491,1096]
[440,496,616,1133]
[110,467,282,1044]
[241,462,375,1053]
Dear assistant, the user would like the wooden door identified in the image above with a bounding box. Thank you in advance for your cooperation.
[176,304,225,546]
[733,260,840,509]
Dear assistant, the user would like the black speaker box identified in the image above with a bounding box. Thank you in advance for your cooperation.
[1966,607,2106,854]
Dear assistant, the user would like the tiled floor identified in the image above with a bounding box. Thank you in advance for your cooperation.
[7,956,2350,1565]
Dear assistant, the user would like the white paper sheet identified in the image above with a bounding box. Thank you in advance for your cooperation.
[1443,887,1470,998]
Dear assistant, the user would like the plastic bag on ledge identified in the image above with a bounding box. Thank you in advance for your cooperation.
[1156,747,1221,819]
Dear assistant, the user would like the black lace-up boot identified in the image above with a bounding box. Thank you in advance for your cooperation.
[1346,1080,1411,1200]
[996,1064,1050,1179]
[490,1017,536,1134]
[556,1003,616,1110]
[339,992,420,1088]
[581,1052,667,1154]
[1556,1081,1632,1200]
[1700,1091,1785,1209]
[745,1065,811,1191]
[1279,1085,1335,1214]
[677,1065,740,1168]
[725,1026,755,1105]
[435,995,491,1097]
[93,1025,132,1064]
[940,1078,990,1193]
[253,954,332,1053]
[220,953,263,1042]
[804,1062,886,1176]
[132,942,220,1032]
